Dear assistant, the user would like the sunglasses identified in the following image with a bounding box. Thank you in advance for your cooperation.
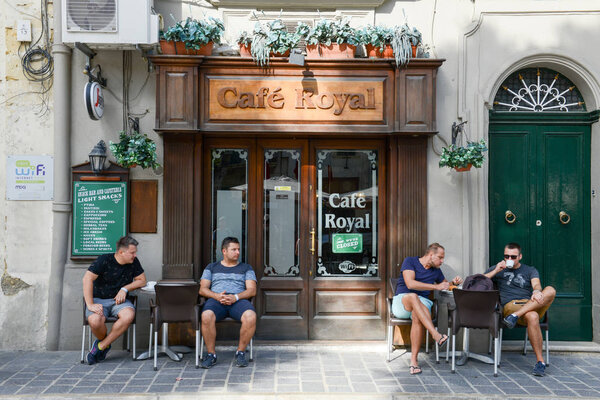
[504,255,518,260]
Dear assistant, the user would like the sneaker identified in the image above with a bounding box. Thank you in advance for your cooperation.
[86,339,100,365]
[96,343,111,362]
[201,353,217,369]
[235,351,248,367]
[503,314,518,329]
[533,361,546,376]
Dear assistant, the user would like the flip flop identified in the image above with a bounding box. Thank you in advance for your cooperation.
[409,365,422,375]
[437,334,449,348]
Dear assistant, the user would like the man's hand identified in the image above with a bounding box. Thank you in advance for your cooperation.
[88,303,103,316]
[451,276,463,285]
[495,260,507,272]
[219,293,237,305]
[114,289,127,305]
[531,290,544,304]
[436,281,450,291]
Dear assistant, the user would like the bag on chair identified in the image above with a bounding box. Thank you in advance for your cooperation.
[462,273,494,291]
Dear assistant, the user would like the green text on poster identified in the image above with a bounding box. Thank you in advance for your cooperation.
[332,233,363,254]
[72,182,127,256]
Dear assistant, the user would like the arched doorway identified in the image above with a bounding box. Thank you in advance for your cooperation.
[488,67,599,341]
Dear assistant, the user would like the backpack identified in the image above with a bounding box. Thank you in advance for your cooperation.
[462,274,494,291]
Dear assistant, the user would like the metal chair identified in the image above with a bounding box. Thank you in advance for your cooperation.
[387,278,439,363]
[496,309,550,366]
[450,289,501,376]
[80,296,137,363]
[150,282,201,371]
[200,297,255,362]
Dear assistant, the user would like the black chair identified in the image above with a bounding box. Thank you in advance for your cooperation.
[80,296,137,363]
[496,309,550,366]
[150,282,201,370]
[387,278,439,363]
[200,297,255,362]
[450,289,501,376]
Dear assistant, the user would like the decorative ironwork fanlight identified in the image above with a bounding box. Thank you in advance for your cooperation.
[493,68,585,112]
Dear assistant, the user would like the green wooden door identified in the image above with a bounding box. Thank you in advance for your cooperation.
[489,113,594,341]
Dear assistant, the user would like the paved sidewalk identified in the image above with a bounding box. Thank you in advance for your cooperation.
[1,345,600,399]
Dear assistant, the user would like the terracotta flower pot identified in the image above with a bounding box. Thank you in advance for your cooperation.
[270,49,290,57]
[239,43,252,57]
[454,163,472,172]
[306,43,356,59]
[365,44,394,59]
[159,39,176,55]
[174,41,213,55]
[411,44,417,58]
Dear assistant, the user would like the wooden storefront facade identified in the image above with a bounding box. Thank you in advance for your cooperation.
[150,55,444,340]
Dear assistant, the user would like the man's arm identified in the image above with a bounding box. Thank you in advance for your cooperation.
[199,278,225,301]
[83,271,102,315]
[484,260,506,279]
[403,270,449,291]
[114,272,147,304]
[530,277,544,303]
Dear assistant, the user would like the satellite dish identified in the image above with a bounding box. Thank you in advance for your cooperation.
[67,0,117,32]
[84,81,104,120]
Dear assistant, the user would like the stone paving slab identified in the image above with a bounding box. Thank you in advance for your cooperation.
[0,347,599,399]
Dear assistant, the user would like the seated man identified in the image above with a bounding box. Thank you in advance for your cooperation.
[392,242,462,375]
[200,237,257,369]
[83,236,146,364]
[485,242,555,377]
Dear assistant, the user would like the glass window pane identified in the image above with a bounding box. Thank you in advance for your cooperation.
[263,149,300,276]
[316,150,378,277]
[211,149,248,262]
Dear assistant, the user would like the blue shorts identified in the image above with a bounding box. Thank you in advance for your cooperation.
[202,298,255,321]
[391,293,433,319]
[85,297,134,319]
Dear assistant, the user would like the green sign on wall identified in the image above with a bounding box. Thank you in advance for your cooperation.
[72,181,127,256]
[332,233,363,254]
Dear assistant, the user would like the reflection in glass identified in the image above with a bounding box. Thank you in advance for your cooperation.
[211,149,248,262]
[263,150,300,276]
[316,150,378,277]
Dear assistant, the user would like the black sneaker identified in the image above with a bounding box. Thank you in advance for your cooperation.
[503,314,518,329]
[86,339,100,365]
[533,361,546,377]
[201,353,217,369]
[235,351,248,367]
[96,343,111,362]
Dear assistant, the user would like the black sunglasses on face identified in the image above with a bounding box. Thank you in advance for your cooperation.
[504,255,518,260]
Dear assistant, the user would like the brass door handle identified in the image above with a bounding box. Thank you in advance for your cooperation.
[310,228,315,254]
[505,210,516,224]
[559,211,571,225]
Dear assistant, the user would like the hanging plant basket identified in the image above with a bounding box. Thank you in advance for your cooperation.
[439,140,488,171]
[454,164,472,172]
[109,131,161,170]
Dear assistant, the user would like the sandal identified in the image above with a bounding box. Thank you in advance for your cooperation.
[409,365,422,375]
[437,334,449,348]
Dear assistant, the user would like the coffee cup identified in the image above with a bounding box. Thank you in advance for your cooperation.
[505,259,515,269]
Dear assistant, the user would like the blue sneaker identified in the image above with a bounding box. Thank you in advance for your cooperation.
[201,353,217,369]
[235,351,248,367]
[503,314,518,329]
[86,339,100,365]
[96,343,111,362]
[533,361,546,376]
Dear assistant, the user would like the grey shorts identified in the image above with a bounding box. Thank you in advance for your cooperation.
[85,297,134,319]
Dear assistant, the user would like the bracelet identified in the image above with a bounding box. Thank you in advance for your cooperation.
[120,287,128,293]
[235,294,239,301]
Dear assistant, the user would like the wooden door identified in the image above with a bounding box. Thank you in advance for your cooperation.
[489,116,592,340]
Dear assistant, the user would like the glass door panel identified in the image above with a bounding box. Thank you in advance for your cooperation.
[316,150,378,277]
[211,149,248,262]
[263,149,300,276]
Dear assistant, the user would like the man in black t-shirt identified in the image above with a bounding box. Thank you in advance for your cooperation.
[485,242,555,377]
[83,236,146,365]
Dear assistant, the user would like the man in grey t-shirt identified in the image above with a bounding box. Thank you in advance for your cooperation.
[485,242,555,376]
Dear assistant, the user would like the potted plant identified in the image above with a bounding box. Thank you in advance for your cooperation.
[358,25,394,58]
[439,139,488,172]
[160,15,224,56]
[109,131,161,169]
[296,17,359,59]
[389,24,421,67]
[242,19,300,67]
[237,31,252,57]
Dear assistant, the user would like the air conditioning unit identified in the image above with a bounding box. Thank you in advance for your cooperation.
[61,0,159,48]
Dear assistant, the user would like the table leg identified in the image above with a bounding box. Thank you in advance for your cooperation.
[135,323,183,361]
[456,328,495,366]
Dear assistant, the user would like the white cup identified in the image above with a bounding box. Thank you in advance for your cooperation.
[506,259,515,268]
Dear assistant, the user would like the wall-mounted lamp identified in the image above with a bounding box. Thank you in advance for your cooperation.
[89,140,107,174]
[451,121,467,145]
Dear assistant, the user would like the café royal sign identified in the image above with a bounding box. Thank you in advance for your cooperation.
[208,77,384,122]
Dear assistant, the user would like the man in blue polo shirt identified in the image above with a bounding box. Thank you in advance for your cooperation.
[200,237,257,368]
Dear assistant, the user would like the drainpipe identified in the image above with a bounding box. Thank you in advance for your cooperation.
[46,0,72,350]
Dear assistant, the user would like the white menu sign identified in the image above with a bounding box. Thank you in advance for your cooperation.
[6,155,54,200]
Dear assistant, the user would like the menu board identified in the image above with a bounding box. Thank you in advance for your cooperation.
[72,181,127,256]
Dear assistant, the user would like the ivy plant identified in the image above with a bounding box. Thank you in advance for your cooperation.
[109,131,160,169]
[296,17,358,46]
[439,139,488,169]
[247,19,300,67]
[161,15,224,50]
[357,25,394,51]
